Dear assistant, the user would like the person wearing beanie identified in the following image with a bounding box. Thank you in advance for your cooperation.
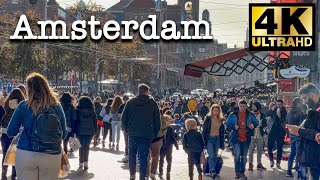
[248,101,267,171]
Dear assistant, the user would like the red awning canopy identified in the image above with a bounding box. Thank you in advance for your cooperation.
[184,48,262,78]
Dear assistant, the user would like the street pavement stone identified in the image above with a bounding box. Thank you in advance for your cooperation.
[1,134,290,180]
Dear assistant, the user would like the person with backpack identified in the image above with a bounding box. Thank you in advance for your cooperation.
[7,72,68,180]
[1,88,25,180]
[60,92,76,154]
[100,98,113,148]
[75,96,97,170]
[202,104,225,179]
[121,84,161,180]
[110,96,123,150]
[183,119,205,180]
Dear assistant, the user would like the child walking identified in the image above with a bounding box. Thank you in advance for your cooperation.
[183,119,205,180]
[159,115,179,180]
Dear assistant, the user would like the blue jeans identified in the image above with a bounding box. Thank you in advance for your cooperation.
[233,141,249,173]
[207,136,220,173]
[129,136,151,180]
[288,134,300,173]
[310,167,320,180]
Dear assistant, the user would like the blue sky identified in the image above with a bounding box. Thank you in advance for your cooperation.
[57,0,268,47]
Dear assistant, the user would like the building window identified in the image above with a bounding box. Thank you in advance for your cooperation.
[140,16,144,20]
[134,16,138,20]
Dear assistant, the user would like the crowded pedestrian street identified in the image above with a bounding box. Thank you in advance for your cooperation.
[0,135,289,180]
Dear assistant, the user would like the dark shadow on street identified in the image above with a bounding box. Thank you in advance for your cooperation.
[90,146,125,155]
[63,169,95,179]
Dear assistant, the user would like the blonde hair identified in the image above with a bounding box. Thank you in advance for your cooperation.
[26,72,59,115]
[185,119,197,130]
[208,104,224,120]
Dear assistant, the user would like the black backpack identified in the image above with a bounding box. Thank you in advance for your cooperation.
[31,107,62,154]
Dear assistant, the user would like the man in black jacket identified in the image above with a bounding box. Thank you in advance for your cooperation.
[265,99,287,169]
[122,84,161,180]
[288,83,320,180]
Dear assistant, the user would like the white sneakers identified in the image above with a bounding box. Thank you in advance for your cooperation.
[122,155,129,163]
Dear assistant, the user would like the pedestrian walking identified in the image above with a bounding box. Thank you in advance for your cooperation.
[183,119,205,180]
[248,102,267,171]
[288,84,320,180]
[7,72,68,180]
[93,96,103,146]
[226,99,258,179]
[202,104,225,179]
[119,95,130,163]
[122,84,161,180]
[159,115,179,180]
[286,97,305,177]
[265,100,287,169]
[1,88,25,180]
[75,96,97,170]
[100,98,113,148]
[110,96,123,150]
[60,92,76,155]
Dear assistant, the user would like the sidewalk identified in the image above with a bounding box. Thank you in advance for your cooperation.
[0,135,290,180]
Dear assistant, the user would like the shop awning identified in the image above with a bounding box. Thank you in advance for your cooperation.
[184,48,263,78]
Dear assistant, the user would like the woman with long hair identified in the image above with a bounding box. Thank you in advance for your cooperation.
[202,104,225,179]
[110,96,124,150]
[7,72,68,180]
[75,96,97,170]
[0,88,25,180]
[60,92,76,154]
[99,98,113,148]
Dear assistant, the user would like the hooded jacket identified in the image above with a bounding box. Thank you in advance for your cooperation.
[75,108,97,136]
[121,95,161,140]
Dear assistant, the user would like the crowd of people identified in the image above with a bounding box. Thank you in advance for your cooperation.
[0,72,319,180]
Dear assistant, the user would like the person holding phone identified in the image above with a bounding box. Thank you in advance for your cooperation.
[288,83,320,180]
[285,97,306,177]
[265,100,287,169]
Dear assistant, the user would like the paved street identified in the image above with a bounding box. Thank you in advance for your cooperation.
[1,134,290,180]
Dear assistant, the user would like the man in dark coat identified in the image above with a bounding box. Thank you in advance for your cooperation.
[288,83,320,180]
[265,99,287,169]
[122,84,161,180]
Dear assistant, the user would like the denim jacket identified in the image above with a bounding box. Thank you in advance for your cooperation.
[225,109,259,145]
[7,101,68,152]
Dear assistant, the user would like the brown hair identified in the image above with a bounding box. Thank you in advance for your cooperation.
[238,99,247,105]
[26,72,59,115]
[138,84,150,95]
[111,96,124,111]
[2,88,25,120]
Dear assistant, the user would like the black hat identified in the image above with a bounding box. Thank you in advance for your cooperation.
[253,101,262,110]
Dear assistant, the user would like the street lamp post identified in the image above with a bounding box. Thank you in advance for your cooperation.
[117,58,152,94]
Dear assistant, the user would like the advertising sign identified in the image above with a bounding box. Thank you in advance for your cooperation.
[280,66,310,78]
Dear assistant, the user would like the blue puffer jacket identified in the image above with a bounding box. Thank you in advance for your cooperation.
[225,109,259,145]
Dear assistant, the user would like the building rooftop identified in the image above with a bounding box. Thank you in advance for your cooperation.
[125,0,156,10]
